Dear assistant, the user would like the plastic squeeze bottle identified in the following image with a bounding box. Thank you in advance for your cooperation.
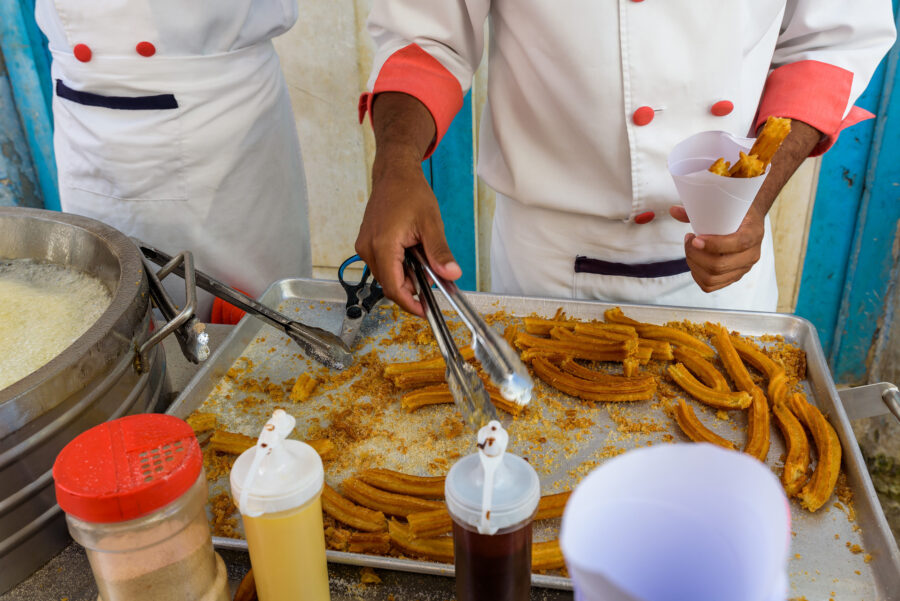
[230,410,330,601]
[445,420,541,601]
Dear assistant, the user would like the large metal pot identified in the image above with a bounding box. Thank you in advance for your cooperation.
[0,207,166,594]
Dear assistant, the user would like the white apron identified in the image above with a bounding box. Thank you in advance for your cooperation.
[490,193,778,312]
[37,0,311,318]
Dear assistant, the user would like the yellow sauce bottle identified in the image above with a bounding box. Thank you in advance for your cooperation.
[230,410,330,601]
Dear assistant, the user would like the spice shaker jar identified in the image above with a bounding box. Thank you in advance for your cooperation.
[53,414,228,601]
[445,420,541,601]
[230,409,330,601]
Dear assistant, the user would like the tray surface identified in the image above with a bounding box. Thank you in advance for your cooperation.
[168,279,900,598]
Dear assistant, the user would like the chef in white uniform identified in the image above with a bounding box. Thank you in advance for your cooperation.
[354,0,895,316]
[35,0,312,322]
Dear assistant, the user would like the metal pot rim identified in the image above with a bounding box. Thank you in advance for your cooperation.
[0,207,146,402]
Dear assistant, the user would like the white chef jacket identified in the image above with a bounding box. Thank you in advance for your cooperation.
[360,0,895,312]
[35,0,312,320]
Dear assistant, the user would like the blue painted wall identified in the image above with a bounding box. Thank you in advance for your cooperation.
[0,0,56,210]
[797,1,900,383]
[0,46,42,208]
[423,91,477,292]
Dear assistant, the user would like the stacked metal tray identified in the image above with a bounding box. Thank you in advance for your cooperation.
[167,278,900,598]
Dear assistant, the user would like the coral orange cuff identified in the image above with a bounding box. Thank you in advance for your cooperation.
[755,60,872,156]
[358,44,464,159]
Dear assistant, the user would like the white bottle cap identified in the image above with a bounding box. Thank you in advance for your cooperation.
[445,421,540,534]
[229,410,324,517]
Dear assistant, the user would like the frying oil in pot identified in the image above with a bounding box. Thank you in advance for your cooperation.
[0,259,111,391]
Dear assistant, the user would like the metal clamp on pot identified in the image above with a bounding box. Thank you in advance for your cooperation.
[136,248,210,372]
[139,244,353,371]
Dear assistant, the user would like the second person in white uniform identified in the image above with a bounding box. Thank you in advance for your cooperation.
[36,0,312,322]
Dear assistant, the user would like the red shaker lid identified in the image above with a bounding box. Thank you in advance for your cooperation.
[53,414,202,523]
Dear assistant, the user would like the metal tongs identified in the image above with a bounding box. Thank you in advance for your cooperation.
[140,244,353,371]
[405,246,533,429]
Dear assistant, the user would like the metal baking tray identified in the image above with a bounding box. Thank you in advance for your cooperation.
[167,278,900,598]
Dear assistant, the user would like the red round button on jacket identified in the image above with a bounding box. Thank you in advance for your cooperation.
[635,211,655,224]
[711,100,734,117]
[632,106,654,126]
[136,41,156,57]
[73,44,92,62]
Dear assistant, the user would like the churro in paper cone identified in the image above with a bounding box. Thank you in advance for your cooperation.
[668,131,769,236]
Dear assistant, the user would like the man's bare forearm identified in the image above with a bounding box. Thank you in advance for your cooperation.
[371,93,436,179]
[751,119,822,217]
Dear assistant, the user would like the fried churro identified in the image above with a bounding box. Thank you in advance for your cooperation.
[342,477,443,517]
[516,330,637,363]
[728,335,784,381]
[712,325,755,393]
[708,157,731,176]
[522,317,576,335]
[744,387,770,462]
[673,346,730,393]
[559,358,655,388]
[209,429,256,455]
[634,345,653,365]
[532,540,566,571]
[551,327,653,364]
[750,116,792,166]
[321,484,388,532]
[383,348,475,376]
[290,373,319,402]
[210,429,335,460]
[391,521,564,570]
[638,338,674,361]
[768,370,790,404]
[389,369,447,390]
[407,508,453,539]
[388,519,454,563]
[533,357,656,402]
[400,384,457,412]
[789,393,842,512]
[407,491,571,540]
[400,383,524,416]
[674,398,736,450]
[356,468,445,499]
[667,363,752,409]
[186,412,217,433]
[772,399,811,496]
[708,117,790,179]
[348,532,391,555]
[727,151,765,178]
[535,491,571,520]
[572,322,638,341]
[604,307,714,358]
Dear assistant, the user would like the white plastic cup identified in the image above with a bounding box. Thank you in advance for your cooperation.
[560,444,790,601]
[668,131,769,236]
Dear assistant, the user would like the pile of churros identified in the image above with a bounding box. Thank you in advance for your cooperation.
[708,116,791,178]
[189,418,566,569]
[512,306,841,513]
[383,346,526,416]
[189,300,844,572]
[320,468,566,569]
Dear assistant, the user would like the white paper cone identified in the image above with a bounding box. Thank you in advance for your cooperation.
[560,444,790,601]
[668,131,769,236]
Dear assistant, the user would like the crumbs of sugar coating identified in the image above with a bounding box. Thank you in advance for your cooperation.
[210,492,239,538]
[607,405,666,434]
